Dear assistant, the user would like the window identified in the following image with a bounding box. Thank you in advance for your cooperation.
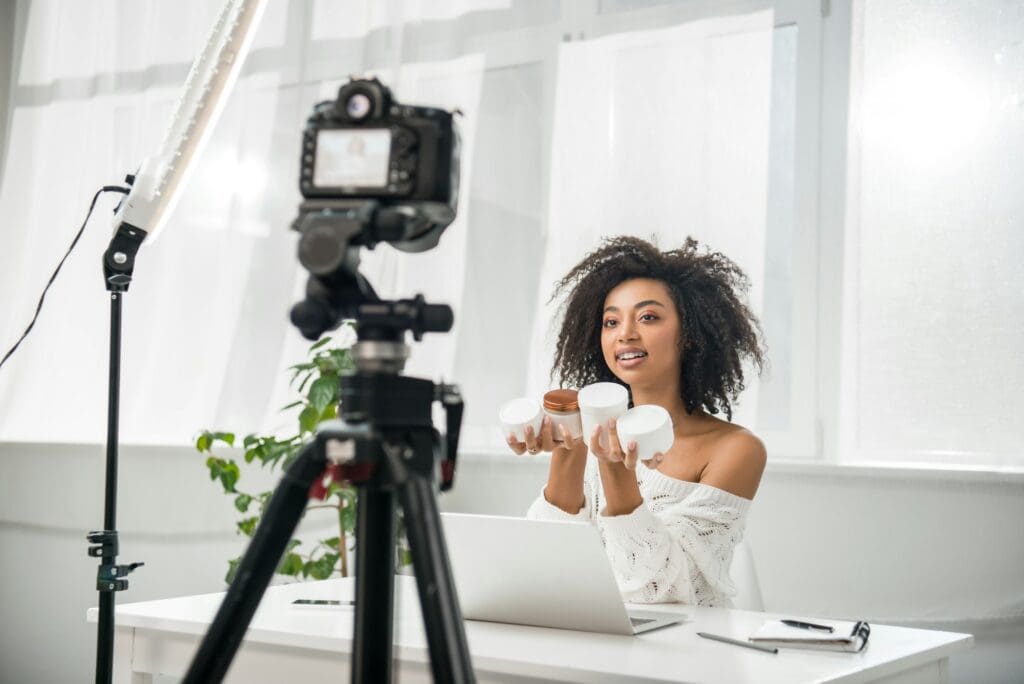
[840,0,1024,467]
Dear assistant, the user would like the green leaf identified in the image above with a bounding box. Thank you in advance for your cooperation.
[308,376,337,414]
[315,355,339,375]
[297,372,316,394]
[265,442,292,469]
[399,548,413,567]
[212,432,235,447]
[234,493,252,513]
[277,552,304,576]
[330,348,353,369]
[309,553,339,580]
[196,431,214,453]
[279,400,303,412]
[280,443,303,469]
[308,336,332,352]
[243,433,259,448]
[298,406,320,434]
[219,460,240,493]
[322,536,340,550]
[237,516,259,537]
[341,497,357,534]
[205,456,222,481]
[225,558,240,585]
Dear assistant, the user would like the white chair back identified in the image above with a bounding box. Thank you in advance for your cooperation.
[730,540,764,611]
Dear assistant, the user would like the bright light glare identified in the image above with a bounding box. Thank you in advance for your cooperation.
[861,55,988,167]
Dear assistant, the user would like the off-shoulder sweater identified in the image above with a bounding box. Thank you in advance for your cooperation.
[526,459,751,606]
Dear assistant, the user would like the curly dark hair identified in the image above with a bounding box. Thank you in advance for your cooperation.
[548,235,766,420]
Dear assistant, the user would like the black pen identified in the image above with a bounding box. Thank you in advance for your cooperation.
[781,619,834,632]
[697,632,778,654]
[292,599,355,607]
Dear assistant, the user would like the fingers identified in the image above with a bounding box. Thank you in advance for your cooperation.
[523,423,541,454]
[642,451,665,470]
[558,424,576,451]
[623,439,638,470]
[539,416,558,452]
[506,432,527,455]
[588,424,605,457]
[590,419,628,464]
[606,418,627,464]
[507,417,571,456]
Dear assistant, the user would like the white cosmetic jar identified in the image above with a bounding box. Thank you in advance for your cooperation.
[615,404,674,462]
[543,388,583,440]
[498,397,543,443]
[577,382,629,449]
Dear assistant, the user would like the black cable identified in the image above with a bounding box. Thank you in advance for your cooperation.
[0,185,130,371]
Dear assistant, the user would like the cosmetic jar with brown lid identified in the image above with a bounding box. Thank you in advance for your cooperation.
[543,389,583,440]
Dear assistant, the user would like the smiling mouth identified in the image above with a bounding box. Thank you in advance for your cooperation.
[616,352,648,368]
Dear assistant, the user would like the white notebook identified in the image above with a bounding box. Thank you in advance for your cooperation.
[750,619,871,652]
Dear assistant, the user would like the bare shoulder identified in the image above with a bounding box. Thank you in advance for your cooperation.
[698,423,767,500]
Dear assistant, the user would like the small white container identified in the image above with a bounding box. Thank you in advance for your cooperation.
[498,397,543,443]
[577,382,629,450]
[615,404,674,462]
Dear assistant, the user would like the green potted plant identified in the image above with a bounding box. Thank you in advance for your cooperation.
[196,322,410,583]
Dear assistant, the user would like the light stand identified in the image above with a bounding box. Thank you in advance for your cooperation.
[86,222,147,684]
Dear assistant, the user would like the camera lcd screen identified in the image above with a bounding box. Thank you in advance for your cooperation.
[313,129,391,189]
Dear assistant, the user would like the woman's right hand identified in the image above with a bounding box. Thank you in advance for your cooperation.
[507,416,586,458]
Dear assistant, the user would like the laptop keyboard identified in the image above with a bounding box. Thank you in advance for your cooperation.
[630,617,657,627]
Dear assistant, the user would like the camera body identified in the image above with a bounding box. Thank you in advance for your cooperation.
[299,77,459,208]
[290,76,462,339]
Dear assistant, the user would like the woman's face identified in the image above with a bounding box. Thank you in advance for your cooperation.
[600,278,683,387]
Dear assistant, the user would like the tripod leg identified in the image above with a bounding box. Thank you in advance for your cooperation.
[351,486,397,683]
[183,441,326,684]
[397,475,475,683]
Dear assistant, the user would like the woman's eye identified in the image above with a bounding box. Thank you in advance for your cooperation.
[641,313,658,322]
[603,319,617,328]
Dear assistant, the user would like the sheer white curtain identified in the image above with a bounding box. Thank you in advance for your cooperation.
[523,12,774,433]
[0,0,485,444]
[0,0,776,453]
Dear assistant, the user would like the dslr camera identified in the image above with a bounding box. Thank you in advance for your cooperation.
[296,77,460,254]
[290,76,461,340]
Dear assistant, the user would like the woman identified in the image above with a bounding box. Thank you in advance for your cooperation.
[506,236,767,607]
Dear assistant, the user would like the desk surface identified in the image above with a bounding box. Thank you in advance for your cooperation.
[93,576,972,684]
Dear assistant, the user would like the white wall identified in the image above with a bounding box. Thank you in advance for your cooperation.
[2,442,1022,683]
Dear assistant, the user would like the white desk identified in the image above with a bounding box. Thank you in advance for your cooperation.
[89,576,972,683]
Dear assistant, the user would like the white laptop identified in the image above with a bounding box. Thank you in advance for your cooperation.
[440,512,684,636]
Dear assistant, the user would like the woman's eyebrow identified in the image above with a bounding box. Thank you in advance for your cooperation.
[603,300,666,313]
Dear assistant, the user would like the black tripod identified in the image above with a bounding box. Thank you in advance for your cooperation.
[182,299,475,683]
[87,221,147,684]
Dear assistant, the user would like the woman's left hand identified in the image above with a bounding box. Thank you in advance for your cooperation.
[590,417,665,471]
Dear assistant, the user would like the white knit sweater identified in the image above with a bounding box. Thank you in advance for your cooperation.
[526,459,751,607]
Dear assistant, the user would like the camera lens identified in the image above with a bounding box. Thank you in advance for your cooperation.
[345,93,373,120]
